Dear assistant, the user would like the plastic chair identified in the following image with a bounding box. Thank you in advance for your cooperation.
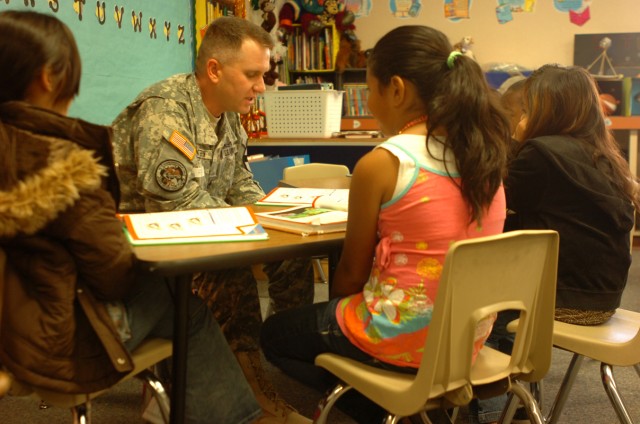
[510,310,640,424]
[0,249,173,424]
[8,338,173,424]
[504,230,639,424]
[314,230,559,424]
[282,162,350,285]
[282,163,350,181]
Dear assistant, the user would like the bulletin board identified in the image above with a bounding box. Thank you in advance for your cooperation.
[0,1,194,124]
[574,33,640,78]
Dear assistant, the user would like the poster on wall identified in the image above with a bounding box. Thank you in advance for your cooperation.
[554,0,592,26]
[389,0,422,18]
[496,0,535,24]
[0,0,193,125]
[345,0,372,18]
[445,0,471,21]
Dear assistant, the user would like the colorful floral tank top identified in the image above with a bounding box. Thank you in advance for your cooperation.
[336,136,506,368]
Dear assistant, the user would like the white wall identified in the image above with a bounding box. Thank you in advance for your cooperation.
[352,1,639,72]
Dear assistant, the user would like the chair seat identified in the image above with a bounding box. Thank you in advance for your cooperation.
[471,346,513,385]
[552,309,640,366]
[21,338,172,409]
[316,346,514,417]
[313,231,559,424]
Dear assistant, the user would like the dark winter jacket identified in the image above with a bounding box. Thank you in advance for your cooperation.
[0,101,137,393]
[505,135,634,311]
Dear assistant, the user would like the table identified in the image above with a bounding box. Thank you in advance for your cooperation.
[133,228,345,424]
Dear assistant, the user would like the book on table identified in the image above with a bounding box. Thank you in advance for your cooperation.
[256,187,349,211]
[118,206,269,246]
[254,205,348,236]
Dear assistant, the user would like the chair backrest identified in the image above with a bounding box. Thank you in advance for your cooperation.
[415,230,559,400]
[282,163,349,180]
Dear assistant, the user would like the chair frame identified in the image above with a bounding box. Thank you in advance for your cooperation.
[11,338,172,424]
[313,230,559,424]
[504,229,639,424]
[282,162,350,286]
[282,163,350,181]
[506,308,640,424]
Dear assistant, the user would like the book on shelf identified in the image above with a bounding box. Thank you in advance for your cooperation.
[118,206,268,246]
[331,130,381,139]
[256,187,349,210]
[278,82,334,91]
[255,205,348,236]
[343,83,371,117]
[288,25,335,71]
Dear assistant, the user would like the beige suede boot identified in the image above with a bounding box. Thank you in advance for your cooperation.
[235,351,311,424]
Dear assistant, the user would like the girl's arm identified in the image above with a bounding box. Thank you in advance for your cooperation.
[330,147,399,298]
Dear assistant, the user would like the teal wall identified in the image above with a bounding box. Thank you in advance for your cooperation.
[0,0,194,124]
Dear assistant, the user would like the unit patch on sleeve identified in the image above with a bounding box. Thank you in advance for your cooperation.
[155,160,188,192]
[167,130,196,160]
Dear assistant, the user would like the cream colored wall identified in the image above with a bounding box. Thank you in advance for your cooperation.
[353,1,639,71]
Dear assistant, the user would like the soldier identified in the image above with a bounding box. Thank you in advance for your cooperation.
[111,16,312,424]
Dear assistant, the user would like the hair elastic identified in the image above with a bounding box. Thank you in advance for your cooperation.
[447,51,463,69]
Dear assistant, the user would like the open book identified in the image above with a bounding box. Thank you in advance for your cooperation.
[256,187,349,211]
[255,205,348,236]
[119,206,268,246]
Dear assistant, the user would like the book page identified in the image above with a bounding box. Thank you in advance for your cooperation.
[124,207,257,240]
[257,187,349,207]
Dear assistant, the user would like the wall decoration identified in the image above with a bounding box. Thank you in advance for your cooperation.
[574,32,640,78]
[445,0,471,21]
[569,5,590,26]
[554,0,583,12]
[495,0,535,24]
[345,0,372,18]
[0,0,193,124]
[554,0,592,26]
[390,0,421,18]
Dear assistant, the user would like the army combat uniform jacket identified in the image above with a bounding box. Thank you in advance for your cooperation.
[111,73,264,212]
[110,73,314,352]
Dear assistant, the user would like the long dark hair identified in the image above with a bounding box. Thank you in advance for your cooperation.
[0,10,81,105]
[368,25,510,224]
[521,64,639,210]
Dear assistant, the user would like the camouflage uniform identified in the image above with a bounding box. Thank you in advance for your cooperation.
[111,73,313,352]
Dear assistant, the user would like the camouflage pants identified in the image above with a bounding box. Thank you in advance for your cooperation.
[192,258,313,352]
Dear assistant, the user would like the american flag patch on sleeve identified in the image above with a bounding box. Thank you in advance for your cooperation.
[167,130,197,160]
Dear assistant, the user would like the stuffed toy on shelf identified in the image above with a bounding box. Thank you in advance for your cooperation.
[278,0,355,40]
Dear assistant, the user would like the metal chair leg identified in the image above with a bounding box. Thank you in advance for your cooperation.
[72,403,90,424]
[510,381,545,424]
[138,369,171,424]
[314,382,351,424]
[314,258,328,284]
[601,363,634,424]
[498,392,519,424]
[545,353,584,424]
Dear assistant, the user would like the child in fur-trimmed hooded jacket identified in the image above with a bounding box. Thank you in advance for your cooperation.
[0,11,271,424]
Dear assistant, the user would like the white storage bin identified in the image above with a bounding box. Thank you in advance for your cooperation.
[263,90,344,138]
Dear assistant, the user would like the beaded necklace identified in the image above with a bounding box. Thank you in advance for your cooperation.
[398,115,428,134]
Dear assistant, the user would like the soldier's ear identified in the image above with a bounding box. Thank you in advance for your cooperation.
[206,58,222,83]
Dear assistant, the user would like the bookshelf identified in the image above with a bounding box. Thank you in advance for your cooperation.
[336,69,369,117]
[284,24,340,86]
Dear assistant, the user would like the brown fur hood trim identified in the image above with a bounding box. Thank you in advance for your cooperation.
[0,138,107,237]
